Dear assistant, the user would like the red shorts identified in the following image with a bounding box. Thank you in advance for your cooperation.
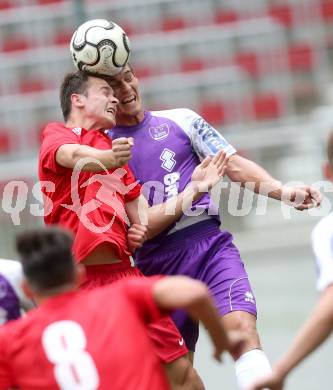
[80,262,188,363]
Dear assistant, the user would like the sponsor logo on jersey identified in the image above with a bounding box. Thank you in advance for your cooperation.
[192,118,228,154]
[178,338,184,346]
[244,291,255,304]
[72,127,82,136]
[149,123,169,141]
[160,148,176,172]
[164,172,180,199]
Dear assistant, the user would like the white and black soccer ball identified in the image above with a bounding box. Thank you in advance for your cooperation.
[70,19,131,76]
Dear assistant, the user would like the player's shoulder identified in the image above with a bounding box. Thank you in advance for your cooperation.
[43,122,66,133]
[150,108,200,136]
[150,108,199,123]
[311,213,333,244]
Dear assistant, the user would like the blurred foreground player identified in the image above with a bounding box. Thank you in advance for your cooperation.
[0,259,34,324]
[109,64,322,389]
[0,227,243,390]
[39,71,228,389]
[249,131,333,390]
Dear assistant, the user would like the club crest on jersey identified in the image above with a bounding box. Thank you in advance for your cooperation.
[149,123,169,141]
[160,148,176,172]
[72,127,82,136]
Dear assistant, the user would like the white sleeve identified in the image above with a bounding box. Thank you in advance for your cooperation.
[311,216,333,292]
[0,259,34,311]
[188,110,236,159]
[152,108,236,159]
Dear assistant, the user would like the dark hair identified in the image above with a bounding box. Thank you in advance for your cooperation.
[16,227,75,293]
[60,71,90,121]
[327,131,333,170]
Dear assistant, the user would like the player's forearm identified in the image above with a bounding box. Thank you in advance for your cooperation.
[56,144,115,171]
[226,154,283,199]
[146,182,203,239]
[153,276,228,346]
[274,286,333,377]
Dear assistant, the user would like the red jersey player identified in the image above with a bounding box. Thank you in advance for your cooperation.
[38,71,229,389]
[0,227,243,390]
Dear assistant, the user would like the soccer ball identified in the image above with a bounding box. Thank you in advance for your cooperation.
[70,19,131,76]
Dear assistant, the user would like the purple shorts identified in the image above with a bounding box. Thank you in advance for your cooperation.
[0,274,21,324]
[135,220,257,351]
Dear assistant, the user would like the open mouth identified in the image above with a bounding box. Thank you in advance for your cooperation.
[106,108,116,115]
[121,95,136,104]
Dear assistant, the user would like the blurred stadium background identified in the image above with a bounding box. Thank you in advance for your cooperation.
[0,0,333,388]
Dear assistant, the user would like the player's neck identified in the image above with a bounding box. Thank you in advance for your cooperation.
[34,284,77,305]
[116,110,145,126]
[65,115,105,131]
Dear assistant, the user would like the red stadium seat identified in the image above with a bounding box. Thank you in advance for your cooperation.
[37,0,64,4]
[53,31,72,46]
[199,102,226,125]
[2,37,30,52]
[0,0,12,10]
[0,130,10,153]
[161,17,186,31]
[19,79,48,94]
[133,65,153,79]
[180,58,205,73]
[252,94,282,120]
[235,52,259,77]
[269,4,294,27]
[288,44,314,71]
[321,0,333,21]
[215,9,239,24]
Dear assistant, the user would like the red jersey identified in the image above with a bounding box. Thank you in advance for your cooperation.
[39,123,141,263]
[0,277,170,390]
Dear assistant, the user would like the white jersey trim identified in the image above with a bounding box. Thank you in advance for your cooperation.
[151,108,236,159]
[311,214,333,292]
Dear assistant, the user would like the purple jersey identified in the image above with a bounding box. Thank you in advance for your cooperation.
[0,259,33,324]
[110,109,236,250]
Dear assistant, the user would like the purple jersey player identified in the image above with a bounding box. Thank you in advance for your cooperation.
[108,64,322,390]
[0,259,34,324]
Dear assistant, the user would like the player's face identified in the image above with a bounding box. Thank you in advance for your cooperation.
[107,65,143,126]
[83,77,119,129]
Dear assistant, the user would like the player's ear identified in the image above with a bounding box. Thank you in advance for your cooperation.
[21,279,34,300]
[71,93,85,108]
[323,161,333,182]
[75,264,86,287]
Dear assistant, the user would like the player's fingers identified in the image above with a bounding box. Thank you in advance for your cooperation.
[112,137,131,145]
[217,156,229,175]
[310,187,322,205]
[114,150,132,158]
[212,150,226,166]
[128,231,146,240]
[112,144,131,153]
[200,156,212,169]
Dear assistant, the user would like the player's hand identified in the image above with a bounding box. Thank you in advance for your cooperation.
[191,150,229,193]
[127,224,148,253]
[212,330,247,363]
[281,185,322,210]
[110,137,134,167]
[247,370,285,390]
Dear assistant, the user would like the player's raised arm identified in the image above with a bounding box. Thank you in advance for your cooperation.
[125,150,229,240]
[56,137,133,171]
[225,154,322,210]
[153,276,245,361]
